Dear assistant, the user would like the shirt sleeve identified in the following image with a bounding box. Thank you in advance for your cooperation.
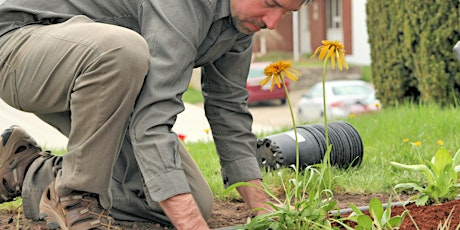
[202,34,263,188]
[129,0,213,202]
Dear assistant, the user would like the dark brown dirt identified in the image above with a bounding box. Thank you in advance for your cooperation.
[0,193,457,229]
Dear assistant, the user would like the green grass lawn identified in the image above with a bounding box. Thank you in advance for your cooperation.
[186,102,460,201]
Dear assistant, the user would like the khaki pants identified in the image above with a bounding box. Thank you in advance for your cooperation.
[0,16,212,224]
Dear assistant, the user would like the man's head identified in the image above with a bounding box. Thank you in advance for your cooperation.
[230,0,311,34]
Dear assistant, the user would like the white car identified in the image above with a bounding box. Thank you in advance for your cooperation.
[297,80,381,122]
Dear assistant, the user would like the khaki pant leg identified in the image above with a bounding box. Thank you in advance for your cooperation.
[0,15,150,209]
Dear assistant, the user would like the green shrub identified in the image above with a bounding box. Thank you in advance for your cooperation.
[366,0,460,106]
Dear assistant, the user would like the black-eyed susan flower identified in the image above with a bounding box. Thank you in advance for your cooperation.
[260,60,300,91]
[312,40,349,71]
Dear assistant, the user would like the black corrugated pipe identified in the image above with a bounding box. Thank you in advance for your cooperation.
[256,121,363,170]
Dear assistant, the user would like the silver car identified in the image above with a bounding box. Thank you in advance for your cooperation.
[297,80,381,122]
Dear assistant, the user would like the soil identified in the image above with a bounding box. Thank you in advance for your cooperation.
[0,193,458,229]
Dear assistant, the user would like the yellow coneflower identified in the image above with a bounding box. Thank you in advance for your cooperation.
[260,60,300,91]
[413,141,422,147]
[312,40,349,71]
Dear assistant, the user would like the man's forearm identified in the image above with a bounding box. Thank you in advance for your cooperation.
[159,193,210,230]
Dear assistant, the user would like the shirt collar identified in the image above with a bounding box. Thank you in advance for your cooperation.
[214,0,231,21]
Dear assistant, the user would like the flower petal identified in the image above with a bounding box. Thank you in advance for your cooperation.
[284,70,299,82]
[339,50,349,70]
[319,45,330,60]
[312,46,322,58]
[259,75,272,86]
[270,79,275,91]
[274,75,281,89]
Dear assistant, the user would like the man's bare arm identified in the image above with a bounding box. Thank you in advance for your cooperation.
[159,193,210,230]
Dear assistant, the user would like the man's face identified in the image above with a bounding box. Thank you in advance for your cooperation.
[230,0,304,34]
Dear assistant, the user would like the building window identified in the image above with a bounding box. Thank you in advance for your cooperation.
[328,0,342,29]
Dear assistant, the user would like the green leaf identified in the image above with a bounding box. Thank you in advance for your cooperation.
[394,182,424,192]
[390,162,428,172]
[416,194,429,206]
[349,204,365,216]
[382,199,392,226]
[356,215,373,229]
[391,161,436,184]
[454,165,460,173]
[387,216,403,228]
[369,197,384,223]
[222,181,255,195]
[432,148,452,176]
[452,149,460,166]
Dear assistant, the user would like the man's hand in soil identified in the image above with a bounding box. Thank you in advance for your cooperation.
[236,179,274,216]
[159,193,210,230]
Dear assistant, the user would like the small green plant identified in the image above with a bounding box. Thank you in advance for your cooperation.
[390,148,460,206]
[344,197,408,230]
[228,166,339,229]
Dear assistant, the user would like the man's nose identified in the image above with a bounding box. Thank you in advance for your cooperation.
[263,10,286,30]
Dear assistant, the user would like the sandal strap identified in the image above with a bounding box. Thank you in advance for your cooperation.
[40,180,121,230]
[0,126,43,203]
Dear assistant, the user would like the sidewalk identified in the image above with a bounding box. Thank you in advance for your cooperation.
[174,103,273,143]
[0,99,273,149]
[0,99,68,149]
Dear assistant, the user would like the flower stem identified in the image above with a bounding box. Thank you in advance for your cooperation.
[321,61,333,189]
[281,76,299,201]
[321,62,329,147]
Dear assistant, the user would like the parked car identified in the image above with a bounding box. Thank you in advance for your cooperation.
[246,62,289,105]
[297,80,381,122]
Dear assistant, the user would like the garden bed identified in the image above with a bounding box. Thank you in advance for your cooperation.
[0,193,458,229]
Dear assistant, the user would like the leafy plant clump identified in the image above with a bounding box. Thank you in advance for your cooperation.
[343,197,408,230]
[391,148,460,206]
[235,166,340,230]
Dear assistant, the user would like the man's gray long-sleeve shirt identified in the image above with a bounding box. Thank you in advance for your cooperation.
[0,0,262,202]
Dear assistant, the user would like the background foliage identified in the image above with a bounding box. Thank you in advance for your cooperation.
[366,0,460,106]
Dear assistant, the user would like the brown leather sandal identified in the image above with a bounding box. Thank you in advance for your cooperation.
[39,180,121,230]
[0,125,42,203]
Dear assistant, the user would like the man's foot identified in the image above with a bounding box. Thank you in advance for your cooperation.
[39,180,121,229]
[0,125,42,203]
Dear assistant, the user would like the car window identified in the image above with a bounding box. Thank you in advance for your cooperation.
[307,84,323,97]
[248,68,264,79]
[332,85,371,96]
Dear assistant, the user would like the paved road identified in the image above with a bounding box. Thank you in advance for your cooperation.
[248,90,304,128]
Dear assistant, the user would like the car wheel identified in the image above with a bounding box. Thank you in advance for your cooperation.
[280,99,286,105]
